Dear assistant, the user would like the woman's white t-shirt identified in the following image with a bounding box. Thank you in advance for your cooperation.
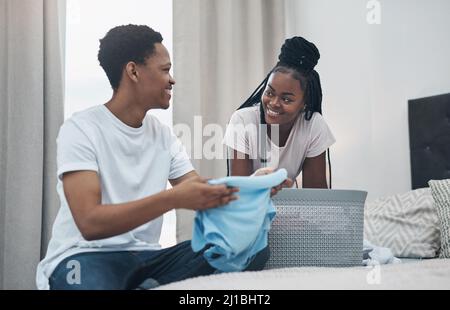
[223,105,336,180]
[36,104,194,289]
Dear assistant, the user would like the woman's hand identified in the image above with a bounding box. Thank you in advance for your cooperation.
[170,176,239,210]
[253,167,294,197]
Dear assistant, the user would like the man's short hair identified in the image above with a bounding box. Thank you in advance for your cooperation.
[98,24,163,90]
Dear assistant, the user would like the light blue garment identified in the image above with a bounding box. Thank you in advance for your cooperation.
[362,240,402,266]
[191,169,288,272]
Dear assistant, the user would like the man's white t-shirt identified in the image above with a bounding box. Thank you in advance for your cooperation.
[223,105,336,180]
[36,104,194,290]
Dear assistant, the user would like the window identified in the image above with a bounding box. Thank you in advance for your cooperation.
[65,0,176,248]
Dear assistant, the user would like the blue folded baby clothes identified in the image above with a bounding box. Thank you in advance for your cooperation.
[191,168,288,272]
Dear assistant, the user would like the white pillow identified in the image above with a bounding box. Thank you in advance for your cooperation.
[364,187,440,258]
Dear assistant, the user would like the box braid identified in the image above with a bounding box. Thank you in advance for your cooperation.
[229,37,332,188]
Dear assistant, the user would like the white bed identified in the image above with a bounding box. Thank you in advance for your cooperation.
[164,183,450,291]
[156,258,450,290]
[165,181,450,290]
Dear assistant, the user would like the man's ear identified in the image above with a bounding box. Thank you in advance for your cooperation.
[125,62,138,83]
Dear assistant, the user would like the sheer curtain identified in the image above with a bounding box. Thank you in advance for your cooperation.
[173,0,285,242]
[0,0,65,289]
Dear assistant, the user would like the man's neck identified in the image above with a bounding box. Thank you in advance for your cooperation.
[105,91,147,128]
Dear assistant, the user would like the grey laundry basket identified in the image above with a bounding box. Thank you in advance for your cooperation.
[265,188,367,269]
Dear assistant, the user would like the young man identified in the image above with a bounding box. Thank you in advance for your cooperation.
[36,25,269,290]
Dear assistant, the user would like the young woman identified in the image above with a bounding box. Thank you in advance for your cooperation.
[224,36,335,190]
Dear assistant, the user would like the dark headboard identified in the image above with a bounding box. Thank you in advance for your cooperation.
[409,93,450,189]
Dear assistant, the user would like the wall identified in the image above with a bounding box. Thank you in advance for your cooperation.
[285,0,450,200]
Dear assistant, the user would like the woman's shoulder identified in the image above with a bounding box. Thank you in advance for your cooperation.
[303,112,329,128]
[301,112,335,141]
[310,111,326,122]
[229,105,260,124]
[294,112,332,137]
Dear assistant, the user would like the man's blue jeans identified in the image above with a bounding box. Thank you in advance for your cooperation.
[49,240,269,290]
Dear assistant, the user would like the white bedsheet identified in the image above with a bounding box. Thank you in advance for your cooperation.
[156,258,450,290]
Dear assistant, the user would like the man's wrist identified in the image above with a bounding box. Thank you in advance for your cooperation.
[161,187,179,211]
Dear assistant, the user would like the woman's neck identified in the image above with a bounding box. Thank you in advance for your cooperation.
[267,117,297,147]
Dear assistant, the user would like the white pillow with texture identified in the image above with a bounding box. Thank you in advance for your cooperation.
[364,187,440,258]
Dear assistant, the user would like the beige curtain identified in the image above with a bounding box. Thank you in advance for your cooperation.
[0,0,65,289]
[173,0,285,242]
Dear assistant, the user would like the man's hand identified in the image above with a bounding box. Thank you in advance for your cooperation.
[169,176,239,210]
[253,167,294,197]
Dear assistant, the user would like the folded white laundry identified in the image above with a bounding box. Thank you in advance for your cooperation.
[363,240,402,266]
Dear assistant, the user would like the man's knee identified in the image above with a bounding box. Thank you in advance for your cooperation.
[49,254,129,290]
[50,267,126,290]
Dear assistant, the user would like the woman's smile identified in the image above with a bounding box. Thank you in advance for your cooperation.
[266,106,283,117]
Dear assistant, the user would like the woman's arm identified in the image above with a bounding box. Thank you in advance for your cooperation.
[302,152,328,188]
[229,148,293,195]
[229,148,253,176]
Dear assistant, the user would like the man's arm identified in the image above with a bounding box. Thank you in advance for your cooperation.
[63,170,238,241]
[169,170,198,186]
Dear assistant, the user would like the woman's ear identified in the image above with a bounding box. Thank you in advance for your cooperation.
[125,62,139,83]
